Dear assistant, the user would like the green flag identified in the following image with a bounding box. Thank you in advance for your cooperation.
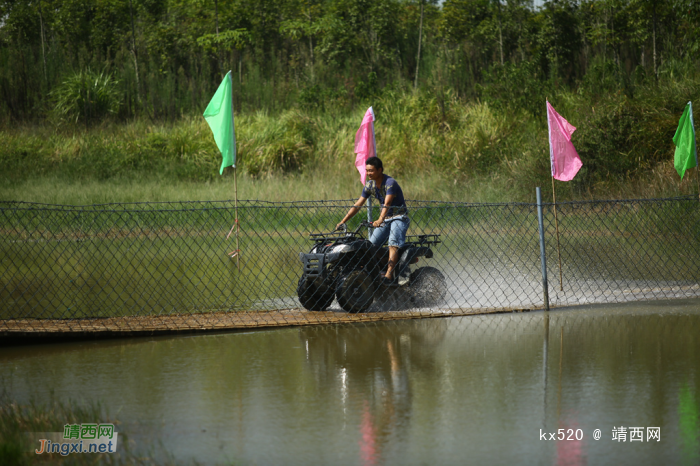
[204,71,236,174]
[673,102,697,180]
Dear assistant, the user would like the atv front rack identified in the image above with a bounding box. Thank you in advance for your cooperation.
[299,253,325,277]
[309,231,357,240]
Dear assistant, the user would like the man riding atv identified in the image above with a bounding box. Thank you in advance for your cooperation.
[336,157,409,286]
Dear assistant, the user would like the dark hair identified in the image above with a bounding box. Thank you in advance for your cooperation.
[366,156,383,170]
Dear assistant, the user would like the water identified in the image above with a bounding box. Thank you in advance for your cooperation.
[2,299,699,465]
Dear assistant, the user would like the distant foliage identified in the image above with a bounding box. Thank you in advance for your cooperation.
[50,69,121,125]
[1,0,700,197]
[238,110,317,177]
[1,0,699,122]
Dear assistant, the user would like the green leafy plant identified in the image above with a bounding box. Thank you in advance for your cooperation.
[50,69,121,125]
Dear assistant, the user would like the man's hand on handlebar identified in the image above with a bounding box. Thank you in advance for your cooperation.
[372,219,384,228]
[335,221,374,234]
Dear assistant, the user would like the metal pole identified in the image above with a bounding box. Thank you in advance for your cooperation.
[551,177,563,291]
[537,187,550,310]
[367,108,377,232]
[367,197,372,227]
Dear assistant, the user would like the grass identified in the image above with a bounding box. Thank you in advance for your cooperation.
[0,392,181,465]
[0,170,465,205]
[1,161,698,207]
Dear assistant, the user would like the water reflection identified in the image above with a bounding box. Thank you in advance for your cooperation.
[0,300,699,464]
[298,319,448,465]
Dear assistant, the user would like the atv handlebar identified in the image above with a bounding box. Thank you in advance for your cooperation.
[310,220,374,240]
[334,220,373,236]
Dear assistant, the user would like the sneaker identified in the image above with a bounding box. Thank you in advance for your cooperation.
[397,274,410,286]
[381,276,399,287]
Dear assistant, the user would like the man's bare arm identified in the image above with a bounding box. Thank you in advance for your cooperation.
[372,194,395,228]
[337,196,367,230]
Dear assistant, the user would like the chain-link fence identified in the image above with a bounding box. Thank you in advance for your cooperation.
[2,196,699,334]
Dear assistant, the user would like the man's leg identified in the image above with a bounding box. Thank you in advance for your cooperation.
[369,223,388,246]
[386,246,399,279]
[385,218,409,279]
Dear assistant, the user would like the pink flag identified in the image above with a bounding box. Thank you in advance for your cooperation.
[354,107,376,184]
[547,101,582,182]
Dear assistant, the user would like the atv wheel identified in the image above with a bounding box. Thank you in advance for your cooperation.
[410,267,447,307]
[336,271,375,313]
[297,275,335,311]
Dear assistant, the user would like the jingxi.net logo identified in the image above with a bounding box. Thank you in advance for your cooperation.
[32,423,118,456]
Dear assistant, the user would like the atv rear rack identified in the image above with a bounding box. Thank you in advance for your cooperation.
[405,234,441,246]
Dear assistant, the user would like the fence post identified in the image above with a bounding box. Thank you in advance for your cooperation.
[536,187,550,311]
[367,197,372,235]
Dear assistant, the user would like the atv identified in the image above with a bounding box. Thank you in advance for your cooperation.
[297,220,447,313]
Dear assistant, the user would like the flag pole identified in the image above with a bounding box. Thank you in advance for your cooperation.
[551,176,563,292]
[690,101,700,200]
[234,168,240,271]
[694,103,700,201]
[231,72,240,271]
[206,70,240,267]
[368,107,376,229]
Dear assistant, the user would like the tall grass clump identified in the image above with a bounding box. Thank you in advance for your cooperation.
[50,69,121,125]
[237,109,316,176]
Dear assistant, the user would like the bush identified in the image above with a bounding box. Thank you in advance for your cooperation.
[50,69,121,125]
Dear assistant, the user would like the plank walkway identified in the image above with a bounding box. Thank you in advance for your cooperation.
[0,306,531,340]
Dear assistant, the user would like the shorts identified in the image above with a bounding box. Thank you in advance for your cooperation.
[369,216,410,248]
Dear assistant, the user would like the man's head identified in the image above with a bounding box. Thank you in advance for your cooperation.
[365,157,383,182]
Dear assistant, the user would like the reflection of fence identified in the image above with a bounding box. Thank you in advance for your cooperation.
[1,197,699,334]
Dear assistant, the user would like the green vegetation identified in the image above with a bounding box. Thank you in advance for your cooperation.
[0,393,178,465]
[3,77,700,204]
[1,0,700,203]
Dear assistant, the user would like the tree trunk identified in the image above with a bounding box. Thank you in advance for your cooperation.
[128,0,140,101]
[497,0,503,65]
[414,1,424,89]
[308,10,314,81]
[38,2,47,84]
[611,4,618,66]
[215,0,219,36]
[306,10,314,80]
[652,0,657,79]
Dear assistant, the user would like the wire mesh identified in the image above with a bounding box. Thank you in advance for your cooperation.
[1,196,699,334]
